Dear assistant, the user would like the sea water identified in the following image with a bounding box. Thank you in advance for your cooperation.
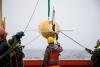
[23,49,91,60]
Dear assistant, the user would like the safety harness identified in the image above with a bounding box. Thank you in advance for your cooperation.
[0,37,18,60]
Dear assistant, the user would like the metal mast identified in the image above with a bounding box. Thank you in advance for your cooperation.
[0,0,5,29]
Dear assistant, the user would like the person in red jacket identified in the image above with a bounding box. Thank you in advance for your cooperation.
[42,37,63,67]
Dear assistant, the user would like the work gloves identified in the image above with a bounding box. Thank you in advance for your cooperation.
[85,48,93,54]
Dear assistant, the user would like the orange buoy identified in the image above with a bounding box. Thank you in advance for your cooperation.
[39,20,60,39]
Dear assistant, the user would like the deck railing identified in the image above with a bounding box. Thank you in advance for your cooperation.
[24,60,93,67]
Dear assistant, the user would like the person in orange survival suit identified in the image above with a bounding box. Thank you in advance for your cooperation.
[42,37,63,67]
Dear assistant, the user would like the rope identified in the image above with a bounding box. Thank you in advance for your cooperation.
[24,35,40,46]
[52,7,55,25]
[24,0,40,32]
[25,29,38,32]
[60,31,86,48]
[61,30,74,31]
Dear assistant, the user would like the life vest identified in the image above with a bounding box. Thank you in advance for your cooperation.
[48,48,60,66]
[97,46,100,49]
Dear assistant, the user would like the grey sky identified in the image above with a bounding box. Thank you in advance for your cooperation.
[3,0,100,50]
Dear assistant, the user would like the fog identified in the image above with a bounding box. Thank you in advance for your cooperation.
[3,0,100,50]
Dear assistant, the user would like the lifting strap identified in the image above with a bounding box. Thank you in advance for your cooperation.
[48,0,50,20]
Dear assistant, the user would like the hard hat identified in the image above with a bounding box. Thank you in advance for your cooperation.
[48,37,55,44]
[0,27,7,39]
